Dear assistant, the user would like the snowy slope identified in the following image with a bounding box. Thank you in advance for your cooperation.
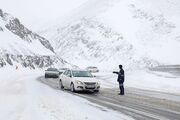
[0,9,54,55]
[42,18,159,70]
[40,0,180,70]
[0,9,66,68]
[0,0,89,31]
[97,0,180,65]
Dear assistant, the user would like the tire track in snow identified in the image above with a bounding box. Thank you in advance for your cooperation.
[37,76,180,120]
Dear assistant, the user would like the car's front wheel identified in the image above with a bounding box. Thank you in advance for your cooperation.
[59,80,64,90]
[70,83,76,92]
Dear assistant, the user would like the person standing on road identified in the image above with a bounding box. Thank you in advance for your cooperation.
[113,65,125,95]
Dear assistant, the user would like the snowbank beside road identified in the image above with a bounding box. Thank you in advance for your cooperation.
[126,70,180,94]
[95,70,180,94]
[0,67,133,120]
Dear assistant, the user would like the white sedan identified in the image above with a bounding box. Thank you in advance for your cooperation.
[59,69,100,92]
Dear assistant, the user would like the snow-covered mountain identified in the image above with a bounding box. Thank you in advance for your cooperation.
[40,0,180,70]
[0,9,67,68]
[41,18,158,70]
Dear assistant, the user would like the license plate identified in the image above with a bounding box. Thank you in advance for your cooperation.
[87,85,95,88]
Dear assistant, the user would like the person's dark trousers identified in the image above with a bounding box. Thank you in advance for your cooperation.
[119,83,124,95]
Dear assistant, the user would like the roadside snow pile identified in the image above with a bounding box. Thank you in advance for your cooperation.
[126,70,180,94]
[0,67,133,120]
[95,70,180,94]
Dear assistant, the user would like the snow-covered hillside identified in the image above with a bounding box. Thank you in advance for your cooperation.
[40,0,180,70]
[41,18,159,70]
[0,9,66,68]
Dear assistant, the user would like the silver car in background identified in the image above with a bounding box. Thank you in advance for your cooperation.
[45,68,60,78]
[86,66,99,73]
[59,69,100,92]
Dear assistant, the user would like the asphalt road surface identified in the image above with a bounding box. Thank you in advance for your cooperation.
[37,65,180,120]
[37,74,180,120]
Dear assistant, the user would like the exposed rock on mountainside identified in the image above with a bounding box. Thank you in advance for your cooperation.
[0,9,54,52]
[0,53,66,68]
[0,9,67,68]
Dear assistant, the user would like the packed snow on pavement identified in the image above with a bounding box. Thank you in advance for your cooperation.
[0,67,134,120]
[1,66,180,120]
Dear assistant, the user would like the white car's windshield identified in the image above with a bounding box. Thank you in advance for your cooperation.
[72,71,93,77]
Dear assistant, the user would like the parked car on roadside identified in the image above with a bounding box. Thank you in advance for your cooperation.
[59,69,100,93]
[45,68,60,78]
[86,66,99,73]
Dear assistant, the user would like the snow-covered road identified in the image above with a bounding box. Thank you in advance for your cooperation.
[38,76,180,120]
[76,88,180,120]
[1,66,180,120]
[0,68,133,120]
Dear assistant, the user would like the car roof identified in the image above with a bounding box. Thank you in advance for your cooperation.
[67,69,88,72]
[47,68,59,71]
[87,66,97,68]
[47,68,58,70]
[59,68,68,70]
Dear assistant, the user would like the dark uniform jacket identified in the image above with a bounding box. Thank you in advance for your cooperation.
[113,69,125,84]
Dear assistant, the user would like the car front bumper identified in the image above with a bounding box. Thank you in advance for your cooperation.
[74,84,100,91]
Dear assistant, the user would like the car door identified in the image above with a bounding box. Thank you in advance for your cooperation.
[66,70,73,89]
[65,70,72,89]
[61,70,67,87]
[60,70,67,88]
[61,70,69,88]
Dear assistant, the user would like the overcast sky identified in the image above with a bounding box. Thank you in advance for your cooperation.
[0,0,88,31]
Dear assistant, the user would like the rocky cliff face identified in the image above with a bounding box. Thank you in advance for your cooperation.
[0,9,68,68]
[0,53,66,69]
[0,9,54,52]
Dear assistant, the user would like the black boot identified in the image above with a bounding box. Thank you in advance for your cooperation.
[120,85,124,95]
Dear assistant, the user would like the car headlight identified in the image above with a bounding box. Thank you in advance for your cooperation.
[76,80,84,85]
